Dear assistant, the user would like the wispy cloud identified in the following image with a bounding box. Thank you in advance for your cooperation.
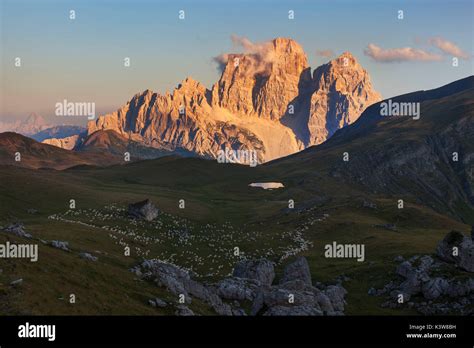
[364,43,443,63]
[428,37,470,59]
[213,35,276,75]
[316,49,334,58]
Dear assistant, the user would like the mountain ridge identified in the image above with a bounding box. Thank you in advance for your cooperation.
[84,38,381,162]
[267,76,474,221]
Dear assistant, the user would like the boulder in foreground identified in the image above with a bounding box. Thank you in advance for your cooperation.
[436,230,474,272]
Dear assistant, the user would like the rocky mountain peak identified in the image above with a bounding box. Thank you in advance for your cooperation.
[313,51,372,90]
[212,37,311,120]
[307,51,382,145]
[176,77,205,92]
[25,112,47,125]
[174,77,209,102]
[268,37,308,75]
[215,37,308,78]
[333,51,357,65]
[83,38,381,163]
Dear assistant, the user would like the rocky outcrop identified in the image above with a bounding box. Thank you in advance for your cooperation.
[232,259,275,286]
[131,260,232,315]
[86,38,381,162]
[247,257,349,316]
[3,223,32,239]
[372,231,474,315]
[436,230,474,272]
[422,278,450,300]
[128,199,159,221]
[279,256,312,286]
[216,277,260,301]
[42,135,81,150]
[132,256,347,316]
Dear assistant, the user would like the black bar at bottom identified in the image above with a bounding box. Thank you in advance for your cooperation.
[0,316,472,345]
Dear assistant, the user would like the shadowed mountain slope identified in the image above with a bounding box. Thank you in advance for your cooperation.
[267,76,474,222]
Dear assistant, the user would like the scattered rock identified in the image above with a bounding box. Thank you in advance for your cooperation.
[128,199,159,221]
[374,230,474,314]
[10,278,23,286]
[26,208,38,214]
[3,223,32,238]
[50,240,70,251]
[149,298,167,308]
[79,252,98,261]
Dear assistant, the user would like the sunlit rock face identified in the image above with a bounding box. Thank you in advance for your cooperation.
[86,38,381,162]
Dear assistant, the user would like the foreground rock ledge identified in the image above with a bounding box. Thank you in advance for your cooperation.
[371,230,474,315]
[131,257,347,316]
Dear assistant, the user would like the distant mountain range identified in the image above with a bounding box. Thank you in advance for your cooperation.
[0,113,87,150]
[0,113,50,136]
[31,125,86,142]
[35,38,380,162]
[2,76,472,222]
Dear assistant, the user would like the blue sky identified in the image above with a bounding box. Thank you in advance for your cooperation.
[1,0,473,123]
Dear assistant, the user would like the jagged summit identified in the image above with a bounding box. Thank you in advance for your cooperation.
[211,37,311,120]
[82,37,382,162]
[307,51,382,144]
[25,112,47,125]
